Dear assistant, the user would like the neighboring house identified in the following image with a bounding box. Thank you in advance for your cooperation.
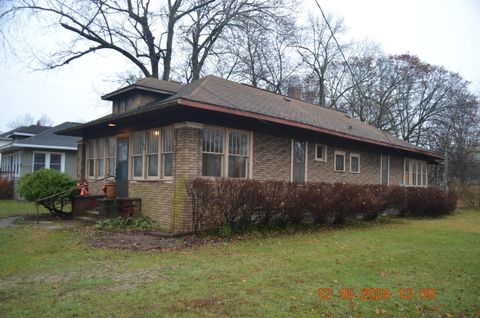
[59,76,444,233]
[0,122,81,197]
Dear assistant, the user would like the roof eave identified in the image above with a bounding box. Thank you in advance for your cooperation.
[101,85,178,100]
[11,143,77,150]
[176,97,445,161]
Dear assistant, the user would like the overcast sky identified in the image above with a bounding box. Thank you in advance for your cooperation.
[0,0,479,132]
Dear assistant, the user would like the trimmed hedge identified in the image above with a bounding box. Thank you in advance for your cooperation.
[187,179,457,234]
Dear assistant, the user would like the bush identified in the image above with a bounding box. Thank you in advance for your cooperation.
[96,216,155,231]
[186,178,457,234]
[17,169,77,217]
[0,180,14,199]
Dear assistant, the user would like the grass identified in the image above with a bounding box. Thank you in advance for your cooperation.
[0,209,479,317]
[0,200,49,218]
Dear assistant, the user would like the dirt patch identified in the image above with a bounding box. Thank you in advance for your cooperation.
[89,232,216,251]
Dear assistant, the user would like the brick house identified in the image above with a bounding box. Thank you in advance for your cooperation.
[59,76,444,232]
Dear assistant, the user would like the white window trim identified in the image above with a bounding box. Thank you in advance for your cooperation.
[350,153,360,173]
[86,140,96,179]
[334,150,346,172]
[314,144,327,162]
[2,152,22,177]
[32,151,65,173]
[380,154,390,185]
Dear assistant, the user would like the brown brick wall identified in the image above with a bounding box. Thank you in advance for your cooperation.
[252,133,291,180]
[251,132,405,186]
[128,180,175,232]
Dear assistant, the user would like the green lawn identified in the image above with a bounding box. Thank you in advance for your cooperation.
[0,210,479,317]
[0,200,48,218]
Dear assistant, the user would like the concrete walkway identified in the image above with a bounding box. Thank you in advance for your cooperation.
[0,216,20,228]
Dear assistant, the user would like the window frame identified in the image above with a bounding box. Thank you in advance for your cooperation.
[162,127,174,178]
[403,158,428,187]
[86,140,95,179]
[201,126,251,179]
[32,151,65,173]
[145,129,161,179]
[130,131,145,180]
[105,136,117,177]
[380,154,390,185]
[333,150,346,172]
[314,144,327,162]
[350,153,360,173]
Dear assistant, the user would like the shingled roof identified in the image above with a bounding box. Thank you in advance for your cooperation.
[102,77,183,100]
[59,75,443,160]
[0,125,51,138]
[5,122,81,150]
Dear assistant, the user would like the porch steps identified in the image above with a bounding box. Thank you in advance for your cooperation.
[74,209,100,224]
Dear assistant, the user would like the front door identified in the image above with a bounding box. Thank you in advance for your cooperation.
[116,138,129,197]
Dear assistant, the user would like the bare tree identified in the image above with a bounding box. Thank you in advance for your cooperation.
[0,0,213,80]
[7,113,54,129]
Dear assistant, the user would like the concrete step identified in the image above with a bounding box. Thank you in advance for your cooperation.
[84,210,100,216]
[75,215,99,223]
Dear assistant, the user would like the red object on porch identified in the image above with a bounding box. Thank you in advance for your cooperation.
[76,181,89,196]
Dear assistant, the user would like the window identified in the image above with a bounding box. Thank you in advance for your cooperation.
[162,128,173,177]
[228,131,248,178]
[146,130,159,177]
[33,153,46,172]
[201,127,250,178]
[33,152,64,172]
[202,127,224,177]
[381,155,389,185]
[96,139,105,177]
[2,153,22,177]
[292,140,306,182]
[315,144,327,161]
[87,141,95,177]
[404,159,428,187]
[131,132,144,178]
[350,153,360,173]
[50,154,62,171]
[334,151,346,172]
[106,137,116,177]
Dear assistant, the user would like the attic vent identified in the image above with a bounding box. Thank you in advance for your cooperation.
[283,97,291,102]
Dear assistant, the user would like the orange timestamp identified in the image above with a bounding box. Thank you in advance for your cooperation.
[317,287,436,301]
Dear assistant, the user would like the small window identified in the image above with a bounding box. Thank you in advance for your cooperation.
[146,130,159,177]
[96,139,105,177]
[33,153,46,172]
[162,128,174,177]
[202,128,224,177]
[412,161,417,186]
[350,153,360,173]
[422,162,427,186]
[228,131,248,178]
[131,132,144,178]
[315,144,327,161]
[50,154,62,171]
[334,151,345,172]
